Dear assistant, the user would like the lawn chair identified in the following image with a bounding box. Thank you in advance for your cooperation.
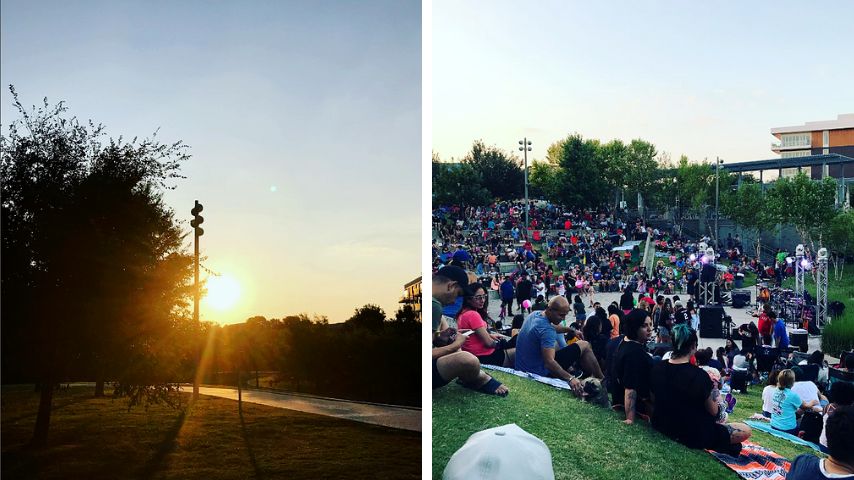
[828,367,854,387]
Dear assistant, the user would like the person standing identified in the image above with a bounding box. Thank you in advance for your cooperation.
[516,272,534,314]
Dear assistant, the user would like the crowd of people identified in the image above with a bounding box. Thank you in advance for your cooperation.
[432,201,853,476]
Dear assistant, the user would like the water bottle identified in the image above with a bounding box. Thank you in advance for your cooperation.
[721,382,731,395]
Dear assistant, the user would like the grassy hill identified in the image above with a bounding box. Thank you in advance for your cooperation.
[433,370,819,480]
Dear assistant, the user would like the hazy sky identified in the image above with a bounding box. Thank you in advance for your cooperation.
[433,0,854,165]
[1,0,421,324]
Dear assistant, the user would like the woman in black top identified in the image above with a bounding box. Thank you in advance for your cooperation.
[649,324,752,455]
[612,309,654,424]
[619,288,635,312]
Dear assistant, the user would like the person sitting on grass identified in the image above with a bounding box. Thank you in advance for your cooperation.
[515,296,604,397]
[432,266,508,397]
[650,324,752,456]
[457,285,516,368]
[761,369,781,418]
[769,369,818,435]
[788,405,854,479]
[612,309,654,424]
[790,366,828,413]
[819,380,854,451]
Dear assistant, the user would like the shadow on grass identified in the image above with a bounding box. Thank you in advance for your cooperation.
[138,410,187,480]
[239,410,263,479]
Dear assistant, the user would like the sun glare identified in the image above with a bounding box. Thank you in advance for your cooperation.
[205,275,241,311]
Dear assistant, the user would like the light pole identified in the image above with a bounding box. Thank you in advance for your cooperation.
[190,200,204,401]
[715,157,723,250]
[519,138,531,237]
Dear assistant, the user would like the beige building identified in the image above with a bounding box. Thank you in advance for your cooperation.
[400,276,422,322]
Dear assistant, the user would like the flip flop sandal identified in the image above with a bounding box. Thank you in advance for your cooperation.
[467,377,508,397]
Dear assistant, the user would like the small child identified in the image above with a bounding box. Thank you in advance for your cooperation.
[699,365,734,423]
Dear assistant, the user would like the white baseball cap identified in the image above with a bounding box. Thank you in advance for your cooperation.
[442,424,555,480]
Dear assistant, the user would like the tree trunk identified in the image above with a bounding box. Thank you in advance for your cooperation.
[94,380,105,397]
[31,383,54,447]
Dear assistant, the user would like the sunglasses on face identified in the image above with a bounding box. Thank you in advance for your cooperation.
[469,294,488,300]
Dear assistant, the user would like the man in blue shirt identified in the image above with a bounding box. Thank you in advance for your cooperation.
[772,312,790,350]
[515,296,604,396]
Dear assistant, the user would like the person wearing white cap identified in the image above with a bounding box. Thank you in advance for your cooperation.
[443,424,555,480]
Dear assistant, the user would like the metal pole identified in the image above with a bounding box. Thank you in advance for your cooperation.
[524,140,529,235]
[715,157,720,251]
[519,138,531,239]
[193,219,200,400]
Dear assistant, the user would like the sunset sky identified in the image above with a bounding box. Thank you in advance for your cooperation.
[1,0,421,324]
[434,0,854,166]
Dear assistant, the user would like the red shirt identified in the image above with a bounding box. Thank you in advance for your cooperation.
[758,313,772,335]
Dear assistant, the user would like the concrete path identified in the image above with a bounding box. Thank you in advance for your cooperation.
[487,290,825,355]
[185,386,422,432]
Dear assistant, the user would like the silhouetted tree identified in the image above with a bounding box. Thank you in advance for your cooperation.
[345,304,386,332]
[1,87,193,446]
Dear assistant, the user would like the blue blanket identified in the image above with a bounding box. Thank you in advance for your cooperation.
[744,420,823,453]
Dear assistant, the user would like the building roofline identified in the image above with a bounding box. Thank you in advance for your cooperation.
[404,276,422,288]
[770,113,854,134]
[721,154,854,173]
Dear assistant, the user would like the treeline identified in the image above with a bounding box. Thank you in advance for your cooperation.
[201,304,421,407]
[434,135,854,265]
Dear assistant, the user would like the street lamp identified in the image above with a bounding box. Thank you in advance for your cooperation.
[715,157,723,250]
[519,138,531,237]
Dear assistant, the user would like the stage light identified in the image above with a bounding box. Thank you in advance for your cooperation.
[796,244,805,256]
[786,257,794,264]
[700,255,709,264]
[801,259,811,269]
[818,248,829,261]
[689,253,696,262]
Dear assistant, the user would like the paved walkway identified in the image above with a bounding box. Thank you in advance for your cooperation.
[185,386,421,432]
[487,290,824,355]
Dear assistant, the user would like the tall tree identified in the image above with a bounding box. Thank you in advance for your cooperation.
[766,172,838,251]
[721,181,776,260]
[544,133,607,209]
[1,88,193,446]
[463,140,524,200]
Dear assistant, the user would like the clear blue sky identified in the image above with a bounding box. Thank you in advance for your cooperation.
[1,0,421,324]
[433,0,854,165]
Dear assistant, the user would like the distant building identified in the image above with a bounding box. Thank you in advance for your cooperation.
[400,276,422,322]
[771,113,854,161]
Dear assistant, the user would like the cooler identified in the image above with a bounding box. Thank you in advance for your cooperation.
[790,329,808,353]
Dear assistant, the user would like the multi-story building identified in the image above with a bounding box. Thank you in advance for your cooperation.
[400,276,422,322]
[771,113,854,159]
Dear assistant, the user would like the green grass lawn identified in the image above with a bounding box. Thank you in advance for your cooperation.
[433,370,820,480]
[2,385,420,479]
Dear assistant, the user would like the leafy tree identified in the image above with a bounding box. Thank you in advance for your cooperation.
[527,160,562,202]
[393,304,419,324]
[463,140,523,200]
[1,88,193,446]
[766,172,837,250]
[721,181,776,260]
[346,304,386,331]
[544,133,608,209]
[431,158,491,208]
[827,210,854,280]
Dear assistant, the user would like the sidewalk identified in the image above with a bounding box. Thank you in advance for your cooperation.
[184,386,422,432]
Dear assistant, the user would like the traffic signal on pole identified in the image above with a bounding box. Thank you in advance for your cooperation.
[190,200,204,237]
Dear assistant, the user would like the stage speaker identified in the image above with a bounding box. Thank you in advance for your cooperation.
[699,305,725,338]
[731,290,751,308]
[700,264,717,283]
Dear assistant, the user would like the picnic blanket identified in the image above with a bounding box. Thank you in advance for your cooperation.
[481,364,571,391]
[706,441,790,480]
[745,420,824,453]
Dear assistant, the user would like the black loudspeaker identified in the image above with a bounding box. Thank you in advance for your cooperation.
[699,306,725,338]
[731,290,751,308]
[700,264,717,283]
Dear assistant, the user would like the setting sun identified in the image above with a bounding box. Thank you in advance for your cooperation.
[204,275,241,311]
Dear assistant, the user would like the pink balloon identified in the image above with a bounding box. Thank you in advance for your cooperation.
[575,280,584,289]
[522,300,531,308]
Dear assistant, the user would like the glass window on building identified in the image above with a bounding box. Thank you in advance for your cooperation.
[781,133,810,147]
[781,150,810,159]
